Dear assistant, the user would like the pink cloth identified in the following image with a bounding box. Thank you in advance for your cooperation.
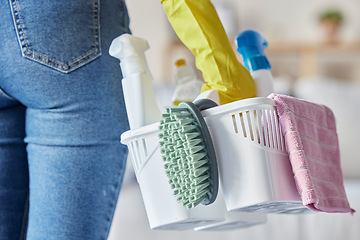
[269,93,355,214]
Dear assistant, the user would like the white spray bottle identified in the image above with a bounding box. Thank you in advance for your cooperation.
[235,30,274,97]
[109,34,161,129]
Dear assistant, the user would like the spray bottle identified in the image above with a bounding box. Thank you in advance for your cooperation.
[109,34,161,129]
[235,30,274,97]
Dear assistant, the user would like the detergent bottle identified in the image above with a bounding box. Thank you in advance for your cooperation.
[171,59,204,106]
[235,30,274,97]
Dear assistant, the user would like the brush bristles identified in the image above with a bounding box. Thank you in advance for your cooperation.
[159,106,211,209]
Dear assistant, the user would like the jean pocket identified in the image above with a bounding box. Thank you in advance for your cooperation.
[10,0,101,73]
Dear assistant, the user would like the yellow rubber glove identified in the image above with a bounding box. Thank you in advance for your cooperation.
[161,0,256,105]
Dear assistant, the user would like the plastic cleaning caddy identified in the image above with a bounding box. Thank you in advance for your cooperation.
[201,97,308,213]
[120,97,308,230]
[121,121,267,231]
[121,122,224,230]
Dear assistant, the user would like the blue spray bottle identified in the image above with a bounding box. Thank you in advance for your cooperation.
[235,30,274,97]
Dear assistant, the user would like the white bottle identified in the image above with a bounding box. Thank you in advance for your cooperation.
[171,59,204,105]
[109,34,161,129]
[249,69,274,97]
[235,30,274,97]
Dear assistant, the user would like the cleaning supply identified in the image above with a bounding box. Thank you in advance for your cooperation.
[121,96,314,230]
[109,34,161,129]
[158,99,219,209]
[172,59,204,106]
[200,97,308,213]
[194,89,220,106]
[161,0,256,105]
[235,30,274,97]
[269,93,355,214]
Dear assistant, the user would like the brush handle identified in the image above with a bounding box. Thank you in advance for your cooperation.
[193,99,218,111]
[179,100,219,205]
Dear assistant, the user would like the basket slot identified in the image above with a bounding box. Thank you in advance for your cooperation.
[135,140,142,164]
[228,105,285,151]
[232,112,251,140]
[267,110,275,149]
[269,110,279,150]
[142,138,148,156]
[130,141,141,173]
[243,111,254,141]
[250,110,260,144]
[232,114,238,134]
[272,110,282,150]
[262,110,270,147]
[240,112,247,138]
[247,111,255,141]
[133,138,151,173]
[256,109,265,146]
[235,112,247,138]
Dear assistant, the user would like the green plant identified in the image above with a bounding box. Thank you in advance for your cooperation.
[319,9,344,24]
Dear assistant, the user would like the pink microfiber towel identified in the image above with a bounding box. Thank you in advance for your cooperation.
[269,93,355,214]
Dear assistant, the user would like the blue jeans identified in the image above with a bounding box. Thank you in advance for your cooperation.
[0,0,130,239]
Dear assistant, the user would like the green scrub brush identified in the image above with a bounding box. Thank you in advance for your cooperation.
[159,99,219,209]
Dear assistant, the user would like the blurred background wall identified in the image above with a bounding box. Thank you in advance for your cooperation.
[126,0,360,83]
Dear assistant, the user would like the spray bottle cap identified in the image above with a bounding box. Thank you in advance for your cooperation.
[109,34,150,76]
[235,30,271,71]
[109,34,150,60]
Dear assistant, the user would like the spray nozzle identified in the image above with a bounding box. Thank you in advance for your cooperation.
[109,34,151,76]
[235,30,271,71]
[109,33,149,60]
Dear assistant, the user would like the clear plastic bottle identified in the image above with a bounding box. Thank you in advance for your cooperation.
[171,59,204,106]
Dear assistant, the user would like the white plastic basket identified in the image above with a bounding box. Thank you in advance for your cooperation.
[121,123,225,230]
[201,97,307,213]
[120,97,308,230]
[193,187,267,231]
